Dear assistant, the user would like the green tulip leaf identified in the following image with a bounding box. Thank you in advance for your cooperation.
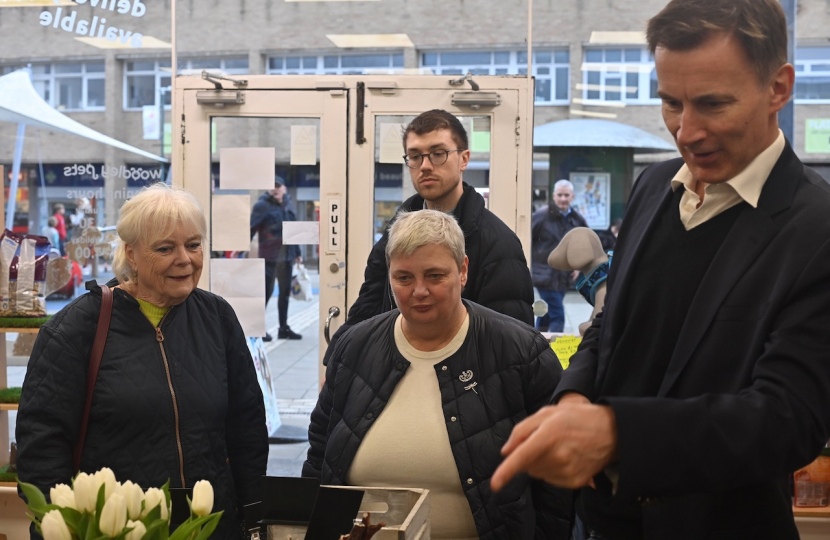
[95,484,107,517]
[142,518,170,540]
[55,506,83,530]
[192,511,223,540]
[142,503,162,524]
[18,481,48,512]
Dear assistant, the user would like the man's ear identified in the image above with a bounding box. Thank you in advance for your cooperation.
[458,149,471,172]
[769,63,795,114]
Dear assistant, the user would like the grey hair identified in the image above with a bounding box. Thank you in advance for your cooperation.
[554,179,574,192]
[385,210,466,270]
[112,183,207,284]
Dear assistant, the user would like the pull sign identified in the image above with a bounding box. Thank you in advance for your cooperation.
[328,198,342,252]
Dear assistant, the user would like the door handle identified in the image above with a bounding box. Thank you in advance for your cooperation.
[324,306,341,345]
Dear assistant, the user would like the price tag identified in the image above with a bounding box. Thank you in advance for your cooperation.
[67,237,93,265]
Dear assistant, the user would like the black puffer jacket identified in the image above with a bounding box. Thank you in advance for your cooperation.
[530,206,588,291]
[304,301,572,539]
[325,183,533,364]
[17,280,268,539]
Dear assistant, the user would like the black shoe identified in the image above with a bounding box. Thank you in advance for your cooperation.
[262,333,273,342]
[278,328,302,340]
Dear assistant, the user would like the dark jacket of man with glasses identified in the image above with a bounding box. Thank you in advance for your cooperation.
[325,110,533,362]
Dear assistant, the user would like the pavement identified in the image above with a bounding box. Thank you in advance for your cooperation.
[5,267,594,479]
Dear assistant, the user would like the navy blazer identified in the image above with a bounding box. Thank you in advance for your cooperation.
[555,142,830,539]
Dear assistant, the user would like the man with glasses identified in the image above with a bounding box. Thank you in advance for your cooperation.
[325,109,533,359]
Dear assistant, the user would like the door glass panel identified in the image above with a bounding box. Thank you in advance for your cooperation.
[209,116,321,475]
[372,114,492,244]
[211,116,321,270]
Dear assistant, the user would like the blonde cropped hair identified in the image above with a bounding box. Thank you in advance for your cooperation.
[385,210,465,270]
[112,183,207,284]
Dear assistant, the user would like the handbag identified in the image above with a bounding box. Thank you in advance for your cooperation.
[72,285,113,473]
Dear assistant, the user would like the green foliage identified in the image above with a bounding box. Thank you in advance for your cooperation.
[0,316,50,328]
[0,386,21,403]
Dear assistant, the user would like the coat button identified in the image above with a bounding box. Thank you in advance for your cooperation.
[442,366,448,371]
[365,412,373,420]
[396,362,403,370]
[467,478,473,485]
[450,416,457,422]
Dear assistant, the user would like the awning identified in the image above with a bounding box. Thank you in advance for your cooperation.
[534,118,676,154]
[0,69,166,162]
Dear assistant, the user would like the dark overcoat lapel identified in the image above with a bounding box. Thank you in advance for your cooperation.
[596,144,803,396]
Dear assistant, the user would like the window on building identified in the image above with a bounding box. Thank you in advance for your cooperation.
[179,57,249,75]
[2,62,105,111]
[124,57,248,110]
[421,50,570,105]
[125,60,172,110]
[581,47,658,105]
[795,47,830,102]
[267,53,404,75]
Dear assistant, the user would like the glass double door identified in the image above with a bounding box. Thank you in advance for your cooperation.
[176,75,532,377]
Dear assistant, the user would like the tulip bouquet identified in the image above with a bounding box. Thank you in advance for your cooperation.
[18,468,222,540]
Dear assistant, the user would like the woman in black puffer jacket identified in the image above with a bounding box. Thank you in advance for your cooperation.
[17,184,268,539]
[304,210,572,540]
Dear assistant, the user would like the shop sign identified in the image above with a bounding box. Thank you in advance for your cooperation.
[37,0,147,48]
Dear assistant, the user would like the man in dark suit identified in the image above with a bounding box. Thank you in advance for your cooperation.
[492,1,830,538]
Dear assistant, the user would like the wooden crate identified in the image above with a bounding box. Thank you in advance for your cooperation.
[268,486,430,540]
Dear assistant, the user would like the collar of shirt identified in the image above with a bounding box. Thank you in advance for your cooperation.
[669,130,785,229]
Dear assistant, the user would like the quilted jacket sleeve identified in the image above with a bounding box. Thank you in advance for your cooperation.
[220,298,268,506]
[303,331,348,479]
[473,218,534,326]
[322,233,391,366]
[16,308,91,495]
[343,232,391,325]
[523,333,574,538]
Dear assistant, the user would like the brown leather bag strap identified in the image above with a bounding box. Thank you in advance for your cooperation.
[73,285,113,473]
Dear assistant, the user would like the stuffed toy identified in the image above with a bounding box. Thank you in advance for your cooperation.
[547,227,611,335]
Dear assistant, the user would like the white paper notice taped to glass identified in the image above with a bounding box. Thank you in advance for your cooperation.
[283,221,319,245]
[379,122,407,163]
[290,125,318,165]
[210,258,266,337]
[211,194,251,251]
[219,147,275,190]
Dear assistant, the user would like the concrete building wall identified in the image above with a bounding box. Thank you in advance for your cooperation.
[1,0,829,167]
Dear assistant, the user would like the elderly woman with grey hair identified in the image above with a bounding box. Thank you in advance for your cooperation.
[17,183,268,539]
[304,210,572,539]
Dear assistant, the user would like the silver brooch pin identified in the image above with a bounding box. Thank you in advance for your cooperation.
[459,370,478,394]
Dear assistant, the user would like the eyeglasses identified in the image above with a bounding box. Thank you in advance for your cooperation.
[403,149,463,169]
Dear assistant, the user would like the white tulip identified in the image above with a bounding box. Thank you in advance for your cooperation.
[125,520,147,540]
[120,481,144,520]
[191,480,214,517]
[93,467,119,501]
[72,472,97,513]
[99,492,128,537]
[49,484,77,510]
[142,487,169,521]
[41,510,72,540]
